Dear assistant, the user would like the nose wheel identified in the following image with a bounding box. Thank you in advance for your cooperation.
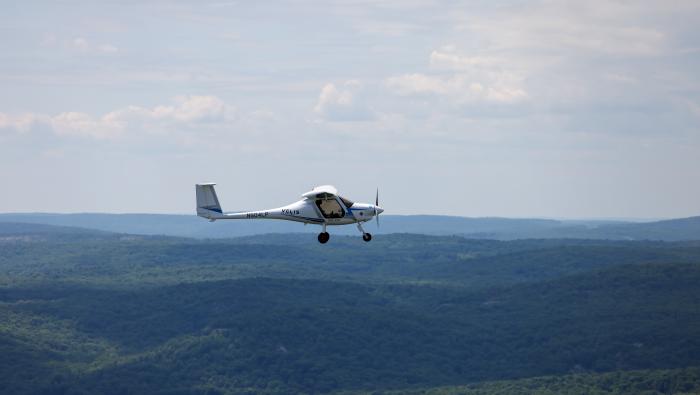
[357,222,372,242]
[317,232,330,244]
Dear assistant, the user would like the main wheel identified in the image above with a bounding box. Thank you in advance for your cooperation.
[318,232,330,244]
[362,233,372,242]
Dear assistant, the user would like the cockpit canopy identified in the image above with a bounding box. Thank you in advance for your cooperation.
[303,185,355,218]
[302,185,354,208]
[339,196,354,208]
[302,185,338,199]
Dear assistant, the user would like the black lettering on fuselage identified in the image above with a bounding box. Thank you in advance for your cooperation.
[281,209,300,216]
[246,211,269,218]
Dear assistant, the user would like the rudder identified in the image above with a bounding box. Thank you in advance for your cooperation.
[196,183,222,218]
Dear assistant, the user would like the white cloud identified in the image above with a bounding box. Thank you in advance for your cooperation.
[386,73,526,103]
[2,95,234,140]
[72,37,90,51]
[385,47,527,105]
[386,73,448,95]
[150,95,229,123]
[314,81,374,121]
[96,44,119,54]
[454,2,672,57]
[69,36,119,54]
[429,50,499,71]
[51,111,121,139]
[0,113,42,133]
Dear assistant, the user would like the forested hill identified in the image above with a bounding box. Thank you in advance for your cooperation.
[3,222,700,288]
[1,212,700,240]
[2,222,700,394]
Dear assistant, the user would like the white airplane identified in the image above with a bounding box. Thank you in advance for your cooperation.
[195,184,384,243]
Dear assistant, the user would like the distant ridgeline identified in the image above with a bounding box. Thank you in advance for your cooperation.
[2,222,700,394]
[1,212,700,240]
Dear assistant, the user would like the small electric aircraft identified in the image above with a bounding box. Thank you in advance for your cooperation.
[195,184,383,243]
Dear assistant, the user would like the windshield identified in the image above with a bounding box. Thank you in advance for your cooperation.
[340,196,354,208]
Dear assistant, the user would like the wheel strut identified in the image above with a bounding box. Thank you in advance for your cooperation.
[357,222,372,242]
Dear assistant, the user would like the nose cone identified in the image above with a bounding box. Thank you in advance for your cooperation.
[376,206,384,214]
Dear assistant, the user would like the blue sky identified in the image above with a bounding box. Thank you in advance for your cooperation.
[1,1,699,218]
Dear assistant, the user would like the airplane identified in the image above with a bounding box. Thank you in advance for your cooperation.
[195,184,383,243]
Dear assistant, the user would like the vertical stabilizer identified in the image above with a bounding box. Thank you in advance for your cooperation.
[196,183,223,219]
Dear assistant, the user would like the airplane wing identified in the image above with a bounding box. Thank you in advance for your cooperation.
[302,185,338,199]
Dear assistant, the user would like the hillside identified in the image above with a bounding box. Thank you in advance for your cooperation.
[374,367,700,395]
[2,224,700,288]
[3,264,700,394]
[2,223,700,394]
[2,213,699,240]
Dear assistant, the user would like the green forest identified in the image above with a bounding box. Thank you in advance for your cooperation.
[1,222,700,394]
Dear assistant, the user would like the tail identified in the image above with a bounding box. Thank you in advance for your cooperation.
[196,183,223,220]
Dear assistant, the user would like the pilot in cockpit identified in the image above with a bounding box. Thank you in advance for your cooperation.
[317,198,344,218]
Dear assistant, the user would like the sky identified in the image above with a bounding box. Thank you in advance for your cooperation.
[1,0,699,218]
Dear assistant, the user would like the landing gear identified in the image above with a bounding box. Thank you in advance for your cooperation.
[318,232,330,244]
[357,222,372,242]
[318,223,329,244]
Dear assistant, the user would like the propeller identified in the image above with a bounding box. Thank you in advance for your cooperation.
[374,188,380,227]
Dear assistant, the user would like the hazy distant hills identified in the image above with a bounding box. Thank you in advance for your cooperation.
[1,213,699,240]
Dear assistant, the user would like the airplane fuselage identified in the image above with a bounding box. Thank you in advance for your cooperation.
[195,184,383,243]
[199,199,378,226]
[233,200,378,225]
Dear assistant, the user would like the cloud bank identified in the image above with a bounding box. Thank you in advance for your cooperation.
[1,96,234,140]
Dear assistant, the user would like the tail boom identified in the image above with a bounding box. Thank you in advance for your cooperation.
[195,183,284,221]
